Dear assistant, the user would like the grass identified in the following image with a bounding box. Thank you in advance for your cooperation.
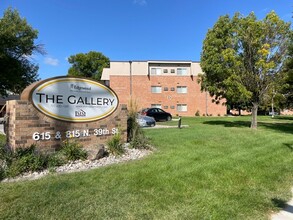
[1,116,293,219]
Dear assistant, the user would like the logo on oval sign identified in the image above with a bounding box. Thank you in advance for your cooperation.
[30,77,119,122]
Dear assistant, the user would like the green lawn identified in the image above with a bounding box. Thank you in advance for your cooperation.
[1,116,293,219]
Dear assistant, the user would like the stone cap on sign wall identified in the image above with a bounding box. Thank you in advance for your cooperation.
[20,80,40,100]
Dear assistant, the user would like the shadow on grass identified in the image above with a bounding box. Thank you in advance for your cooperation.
[274,116,293,121]
[203,120,293,135]
[272,198,287,209]
[283,143,293,151]
[203,120,251,128]
[272,198,293,214]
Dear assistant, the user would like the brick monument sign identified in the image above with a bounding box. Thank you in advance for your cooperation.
[5,76,127,152]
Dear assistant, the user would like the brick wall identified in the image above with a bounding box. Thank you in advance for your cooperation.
[5,100,127,152]
[110,75,226,116]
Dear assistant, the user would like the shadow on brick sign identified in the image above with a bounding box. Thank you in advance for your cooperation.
[5,76,127,153]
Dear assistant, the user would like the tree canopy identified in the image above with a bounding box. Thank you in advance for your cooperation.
[0,8,43,96]
[282,31,293,107]
[200,11,291,128]
[67,51,110,80]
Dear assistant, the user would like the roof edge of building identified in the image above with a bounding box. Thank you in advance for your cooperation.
[110,60,200,63]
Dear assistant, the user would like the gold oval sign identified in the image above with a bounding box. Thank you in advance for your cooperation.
[30,77,119,122]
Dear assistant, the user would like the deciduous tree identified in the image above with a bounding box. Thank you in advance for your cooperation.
[67,51,110,80]
[0,8,43,96]
[282,32,293,107]
[200,11,291,128]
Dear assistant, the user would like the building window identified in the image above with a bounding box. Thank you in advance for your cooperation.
[151,68,162,75]
[163,69,168,73]
[171,69,175,73]
[177,86,187,94]
[177,104,187,112]
[151,86,162,93]
[164,87,168,91]
[177,68,187,75]
[170,87,175,91]
[170,106,175,109]
[151,104,162,108]
[164,106,168,109]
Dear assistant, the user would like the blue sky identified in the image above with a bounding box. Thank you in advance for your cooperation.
[1,0,292,80]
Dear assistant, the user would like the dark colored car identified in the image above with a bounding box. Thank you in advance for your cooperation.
[141,108,172,122]
[136,114,156,127]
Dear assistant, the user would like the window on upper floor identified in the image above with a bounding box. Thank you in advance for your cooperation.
[177,68,188,75]
[177,86,187,94]
[171,69,175,73]
[163,69,168,73]
[151,104,162,108]
[151,68,162,75]
[177,104,187,112]
[151,86,162,93]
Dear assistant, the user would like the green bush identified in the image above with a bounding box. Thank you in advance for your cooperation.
[0,139,89,179]
[107,132,124,155]
[47,153,65,168]
[195,110,200,116]
[60,140,87,161]
[6,145,49,177]
[127,110,150,149]
[129,124,150,149]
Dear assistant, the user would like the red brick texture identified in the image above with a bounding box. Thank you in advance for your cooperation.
[5,100,127,152]
[110,75,226,116]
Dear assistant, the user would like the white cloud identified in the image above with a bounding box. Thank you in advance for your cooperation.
[44,57,59,66]
[133,0,147,6]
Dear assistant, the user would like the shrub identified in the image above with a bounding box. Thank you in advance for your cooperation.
[47,153,65,168]
[130,128,150,149]
[6,145,49,177]
[106,132,124,156]
[195,110,200,116]
[127,98,150,149]
[60,140,87,161]
[0,167,5,180]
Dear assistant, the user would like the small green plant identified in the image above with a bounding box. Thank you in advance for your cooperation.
[127,98,150,149]
[47,153,66,168]
[6,145,49,177]
[60,140,87,161]
[106,132,124,156]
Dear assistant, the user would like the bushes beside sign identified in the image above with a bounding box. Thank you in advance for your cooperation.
[0,140,90,180]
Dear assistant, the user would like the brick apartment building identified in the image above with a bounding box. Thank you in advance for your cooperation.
[101,60,226,117]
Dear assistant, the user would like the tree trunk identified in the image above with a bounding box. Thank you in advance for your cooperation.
[238,108,241,116]
[251,102,258,129]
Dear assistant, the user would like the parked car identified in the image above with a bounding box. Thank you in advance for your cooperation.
[140,108,172,122]
[136,114,156,127]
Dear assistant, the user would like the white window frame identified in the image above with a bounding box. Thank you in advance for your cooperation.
[151,86,162,93]
[177,104,187,112]
[177,86,187,94]
[151,104,162,108]
[151,68,162,75]
[177,68,188,76]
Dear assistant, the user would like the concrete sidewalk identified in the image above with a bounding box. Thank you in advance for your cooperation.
[0,123,4,135]
[271,188,293,220]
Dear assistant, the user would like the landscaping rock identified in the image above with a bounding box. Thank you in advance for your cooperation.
[2,146,152,182]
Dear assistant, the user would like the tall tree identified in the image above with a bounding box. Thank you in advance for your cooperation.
[0,8,43,96]
[282,31,293,107]
[67,51,110,80]
[200,11,291,128]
